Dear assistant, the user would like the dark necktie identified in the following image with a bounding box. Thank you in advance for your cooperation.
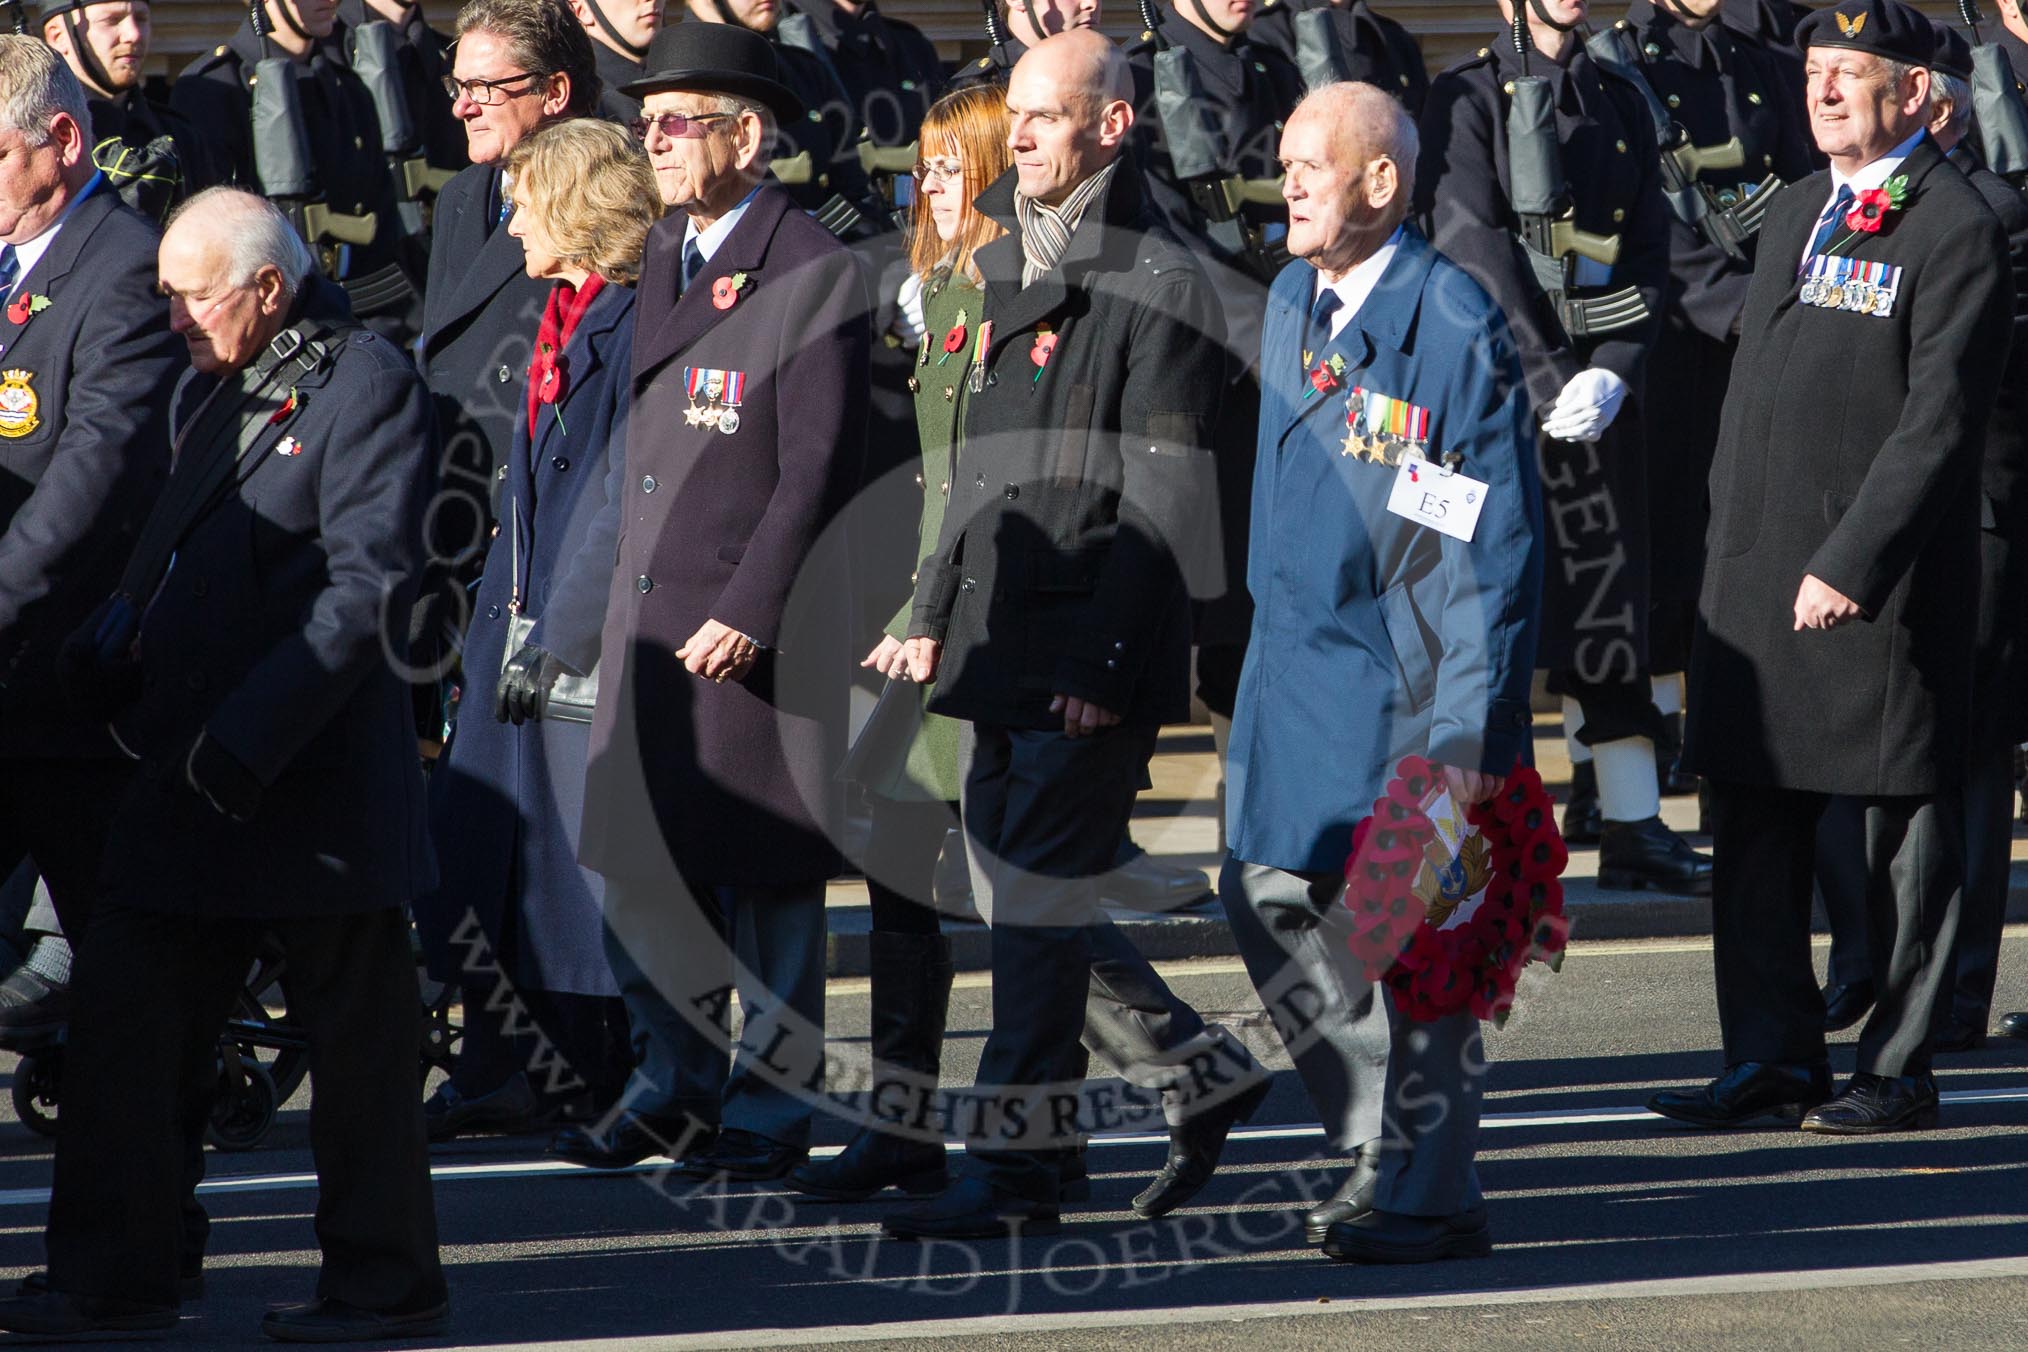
[681,240,705,294]
[0,244,17,298]
[1806,184,1856,261]
[1303,287,1343,367]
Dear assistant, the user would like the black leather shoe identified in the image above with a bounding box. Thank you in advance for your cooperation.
[1931,1017,1987,1054]
[261,1297,449,1343]
[0,966,69,1040]
[1321,1207,1492,1264]
[1800,1072,1939,1135]
[791,1132,946,1202]
[1102,844,1214,914]
[1302,1143,1382,1243]
[1131,1072,1272,1219]
[1656,713,1698,796]
[882,1176,1060,1239]
[548,1111,712,1169]
[19,1269,203,1302]
[1648,1060,1833,1128]
[1562,761,1602,846]
[1597,816,1713,894]
[0,1290,177,1336]
[675,1127,807,1182]
[425,1072,542,1142]
[1821,981,1875,1033]
[1998,1011,2028,1040]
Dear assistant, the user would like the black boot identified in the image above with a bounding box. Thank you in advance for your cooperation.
[791,932,954,1202]
[1598,816,1713,894]
[1562,761,1602,846]
[1655,713,1698,796]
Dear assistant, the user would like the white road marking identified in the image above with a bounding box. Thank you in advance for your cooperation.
[443,1255,2028,1350]
[0,1088,2021,1209]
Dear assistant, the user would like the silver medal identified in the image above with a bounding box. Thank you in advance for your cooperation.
[718,407,741,435]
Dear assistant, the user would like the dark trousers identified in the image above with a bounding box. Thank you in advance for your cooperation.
[1711,779,1959,1077]
[863,794,954,936]
[47,903,444,1312]
[961,722,1236,1200]
[0,759,132,940]
[601,875,827,1147]
[1822,743,2010,1027]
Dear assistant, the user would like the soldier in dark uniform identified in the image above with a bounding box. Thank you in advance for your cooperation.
[1607,0,1815,793]
[682,0,885,235]
[782,0,943,146]
[947,0,1100,91]
[1249,0,1429,113]
[336,1,471,212]
[1125,0,1300,811]
[170,0,420,343]
[36,2,214,222]
[568,0,654,121]
[1418,0,1710,892]
[1996,0,2028,79]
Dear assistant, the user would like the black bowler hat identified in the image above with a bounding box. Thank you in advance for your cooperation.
[620,23,805,123]
[1930,21,1974,82]
[1797,0,1936,65]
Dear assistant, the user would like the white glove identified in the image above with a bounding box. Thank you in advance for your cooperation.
[1541,367,1628,443]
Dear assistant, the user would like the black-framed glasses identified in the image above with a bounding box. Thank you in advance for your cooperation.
[442,70,545,107]
[629,111,738,141]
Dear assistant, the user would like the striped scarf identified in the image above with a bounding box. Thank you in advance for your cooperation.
[1014,159,1119,288]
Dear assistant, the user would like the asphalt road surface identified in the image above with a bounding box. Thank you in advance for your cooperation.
[1,931,2024,1350]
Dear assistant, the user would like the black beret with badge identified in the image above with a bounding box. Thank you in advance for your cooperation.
[1795,0,1937,65]
[1929,20,1974,83]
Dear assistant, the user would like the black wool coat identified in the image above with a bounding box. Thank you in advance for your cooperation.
[99,282,439,917]
[581,184,869,887]
[1683,137,2014,795]
[1948,140,2028,742]
[0,187,183,758]
[910,166,1227,729]
[1250,0,1431,114]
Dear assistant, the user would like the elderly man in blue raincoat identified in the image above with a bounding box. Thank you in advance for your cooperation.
[1220,81,1544,1266]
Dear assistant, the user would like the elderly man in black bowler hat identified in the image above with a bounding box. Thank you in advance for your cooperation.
[558,20,870,1182]
[1652,0,2014,1136]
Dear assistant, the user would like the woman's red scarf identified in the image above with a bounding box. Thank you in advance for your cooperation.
[527,273,607,432]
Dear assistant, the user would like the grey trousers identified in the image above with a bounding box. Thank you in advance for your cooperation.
[960,722,1251,1200]
[1220,859,1483,1218]
[1820,743,2006,1026]
[601,873,828,1147]
[1716,780,1958,1077]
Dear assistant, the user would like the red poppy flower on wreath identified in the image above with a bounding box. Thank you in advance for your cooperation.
[1843,175,1907,235]
[1340,754,1570,1024]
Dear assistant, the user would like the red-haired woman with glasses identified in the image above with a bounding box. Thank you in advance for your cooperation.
[789,84,1011,1203]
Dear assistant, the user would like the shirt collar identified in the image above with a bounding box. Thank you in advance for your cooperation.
[683,184,764,266]
[6,172,103,295]
[1830,129,1926,197]
[1312,224,1404,336]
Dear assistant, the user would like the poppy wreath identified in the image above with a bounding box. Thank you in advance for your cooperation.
[1341,755,1571,1024]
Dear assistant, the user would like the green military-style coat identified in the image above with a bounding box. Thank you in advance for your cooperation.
[874,269,978,803]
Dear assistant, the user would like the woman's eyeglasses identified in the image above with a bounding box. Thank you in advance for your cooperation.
[441,71,545,106]
[629,111,739,141]
[911,159,964,186]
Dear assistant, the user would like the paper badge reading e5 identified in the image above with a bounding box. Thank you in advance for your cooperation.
[1386,453,1487,542]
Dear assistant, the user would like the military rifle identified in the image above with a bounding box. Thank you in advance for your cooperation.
[1959,0,2028,183]
[244,2,377,256]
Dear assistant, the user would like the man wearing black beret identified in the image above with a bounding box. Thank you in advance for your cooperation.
[1655,0,2015,1135]
[1816,19,2028,1058]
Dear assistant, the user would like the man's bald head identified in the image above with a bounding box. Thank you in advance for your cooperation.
[1006,29,1136,204]
[1279,82,1417,280]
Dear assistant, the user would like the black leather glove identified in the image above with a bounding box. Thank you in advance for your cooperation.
[494,643,562,725]
[186,731,262,823]
[58,593,143,720]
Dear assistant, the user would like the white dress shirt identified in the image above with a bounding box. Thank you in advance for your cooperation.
[1313,225,1404,340]
[4,171,104,300]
